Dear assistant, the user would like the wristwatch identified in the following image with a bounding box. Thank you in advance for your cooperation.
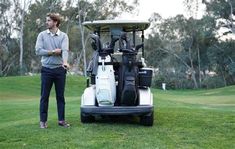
[52,50,55,55]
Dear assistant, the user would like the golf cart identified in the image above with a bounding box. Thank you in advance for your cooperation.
[80,20,154,126]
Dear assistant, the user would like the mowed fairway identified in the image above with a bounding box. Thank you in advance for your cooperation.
[0,76,234,149]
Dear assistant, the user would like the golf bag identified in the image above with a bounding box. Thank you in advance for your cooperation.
[118,33,139,106]
[87,34,116,106]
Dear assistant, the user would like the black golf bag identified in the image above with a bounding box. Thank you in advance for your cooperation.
[118,33,139,106]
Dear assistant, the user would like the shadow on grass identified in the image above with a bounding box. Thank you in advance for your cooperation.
[92,115,141,126]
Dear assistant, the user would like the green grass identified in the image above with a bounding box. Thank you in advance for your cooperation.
[0,76,235,149]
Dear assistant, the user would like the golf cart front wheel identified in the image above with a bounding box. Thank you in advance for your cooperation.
[81,113,95,123]
[140,112,154,126]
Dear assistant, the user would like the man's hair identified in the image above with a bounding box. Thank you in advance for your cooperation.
[47,13,61,27]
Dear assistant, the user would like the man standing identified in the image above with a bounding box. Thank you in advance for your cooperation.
[35,13,70,128]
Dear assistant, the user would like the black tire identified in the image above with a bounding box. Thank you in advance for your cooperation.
[81,112,95,123]
[140,112,154,126]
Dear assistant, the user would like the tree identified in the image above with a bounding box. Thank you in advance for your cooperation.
[22,0,63,73]
[203,0,235,86]
[207,41,235,86]
[6,0,139,76]
[74,0,139,76]
[203,0,235,36]
[16,0,32,75]
[0,0,21,76]
[146,11,217,89]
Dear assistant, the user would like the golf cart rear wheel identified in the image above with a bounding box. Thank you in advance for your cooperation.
[81,113,95,123]
[140,112,154,126]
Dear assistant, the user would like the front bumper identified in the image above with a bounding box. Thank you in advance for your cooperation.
[81,105,153,116]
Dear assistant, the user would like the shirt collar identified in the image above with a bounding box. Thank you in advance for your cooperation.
[47,29,61,36]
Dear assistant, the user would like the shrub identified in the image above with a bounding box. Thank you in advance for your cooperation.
[201,76,225,89]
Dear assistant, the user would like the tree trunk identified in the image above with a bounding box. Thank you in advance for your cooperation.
[80,24,87,77]
[66,20,70,34]
[197,46,201,88]
[76,50,83,70]
[19,0,26,75]
[78,1,88,77]
[19,23,24,75]
[189,47,198,89]
[221,69,227,87]
[0,60,2,76]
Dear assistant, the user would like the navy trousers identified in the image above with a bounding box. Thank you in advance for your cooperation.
[40,66,67,122]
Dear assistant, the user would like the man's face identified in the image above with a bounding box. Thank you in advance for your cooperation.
[46,17,57,29]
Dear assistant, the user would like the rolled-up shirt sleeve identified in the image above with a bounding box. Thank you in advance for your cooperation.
[35,33,49,56]
[61,34,69,62]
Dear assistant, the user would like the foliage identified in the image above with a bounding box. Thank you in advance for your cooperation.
[0,0,20,76]
[201,76,225,89]
[0,0,139,75]
[145,1,235,89]
[207,40,235,85]
[146,13,219,89]
[203,0,235,35]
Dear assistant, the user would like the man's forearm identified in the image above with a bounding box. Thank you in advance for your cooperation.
[36,48,53,56]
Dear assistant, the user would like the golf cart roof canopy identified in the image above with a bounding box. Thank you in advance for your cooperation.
[83,20,150,32]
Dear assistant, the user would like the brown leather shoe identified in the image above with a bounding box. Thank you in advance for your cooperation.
[58,121,70,128]
[40,121,48,129]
